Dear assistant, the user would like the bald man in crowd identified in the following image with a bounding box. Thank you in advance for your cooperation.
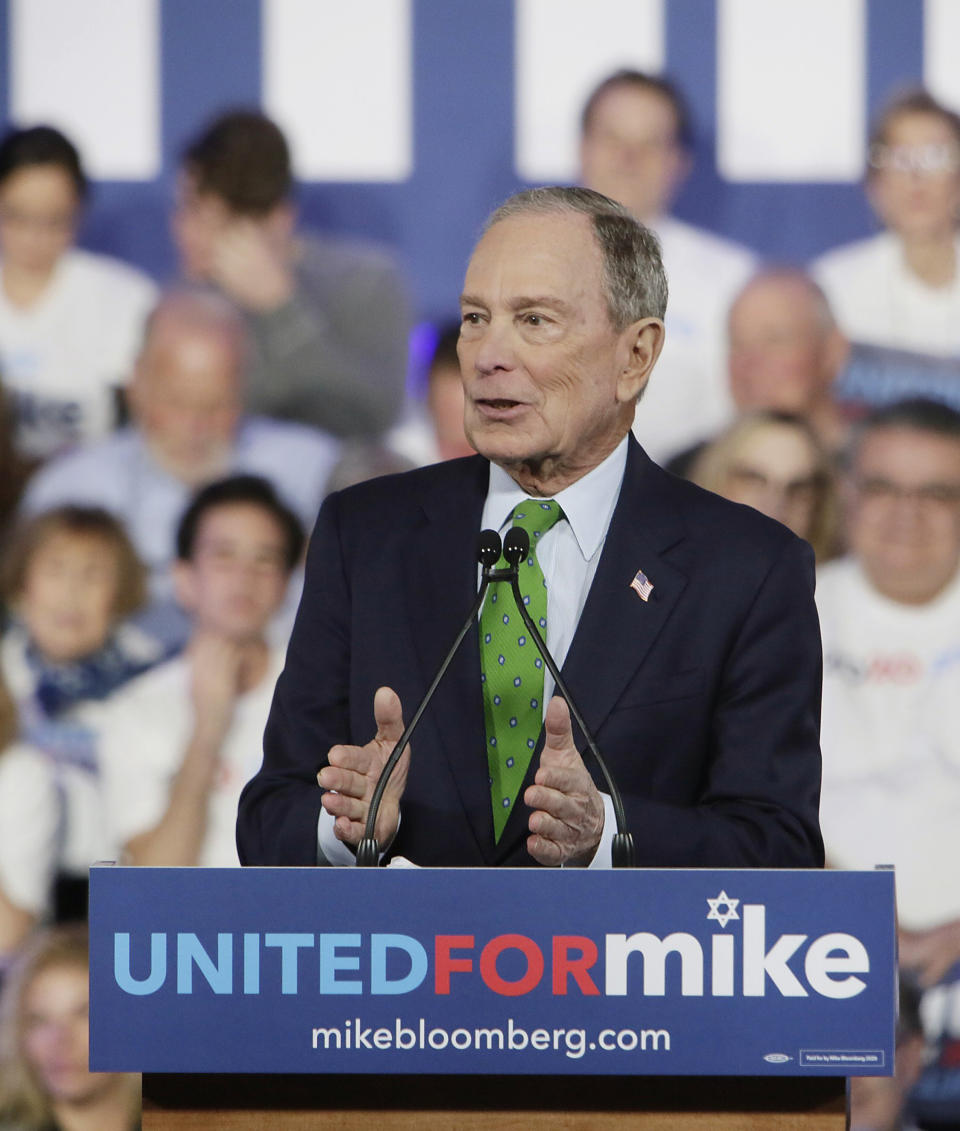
[668,266,960,477]
[23,291,340,641]
[727,269,850,454]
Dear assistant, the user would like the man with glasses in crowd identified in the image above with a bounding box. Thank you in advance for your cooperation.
[817,398,960,1126]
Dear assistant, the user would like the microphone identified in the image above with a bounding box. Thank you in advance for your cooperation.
[502,527,637,868]
[355,529,504,866]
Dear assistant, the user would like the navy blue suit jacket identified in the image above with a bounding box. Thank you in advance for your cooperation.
[237,438,824,868]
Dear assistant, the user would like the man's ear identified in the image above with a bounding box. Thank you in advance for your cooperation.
[616,317,666,404]
[172,560,197,615]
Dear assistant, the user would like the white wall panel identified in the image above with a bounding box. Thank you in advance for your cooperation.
[925,0,960,113]
[262,0,412,182]
[10,0,160,180]
[717,0,865,182]
[515,0,665,183]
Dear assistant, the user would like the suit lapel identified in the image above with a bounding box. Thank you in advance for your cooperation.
[560,441,689,742]
[400,457,497,863]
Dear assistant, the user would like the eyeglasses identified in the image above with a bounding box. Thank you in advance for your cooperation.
[0,205,76,234]
[854,477,960,509]
[868,142,960,176]
[727,465,823,502]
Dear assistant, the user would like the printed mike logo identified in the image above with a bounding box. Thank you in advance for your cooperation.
[111,890,871,1002]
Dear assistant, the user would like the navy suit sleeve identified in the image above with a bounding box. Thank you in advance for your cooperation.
[237,493,352,865]
[619,536,823,868]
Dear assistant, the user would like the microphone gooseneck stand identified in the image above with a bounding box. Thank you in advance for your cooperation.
[500,527,636,868]
[355,530,502,867]
[355,528,636,868]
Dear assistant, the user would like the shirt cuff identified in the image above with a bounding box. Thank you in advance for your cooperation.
[587,793,616,869]
[316,806,398,866]
[561,792,615,870]
[317,808,361,866]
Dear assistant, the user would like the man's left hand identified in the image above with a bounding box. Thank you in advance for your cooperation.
[524,696,604,866]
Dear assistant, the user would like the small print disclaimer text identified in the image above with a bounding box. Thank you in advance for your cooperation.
[800,1049,885,1067]
[311,1018,671,1060]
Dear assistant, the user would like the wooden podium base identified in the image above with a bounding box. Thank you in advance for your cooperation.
[142,1072,846,1129]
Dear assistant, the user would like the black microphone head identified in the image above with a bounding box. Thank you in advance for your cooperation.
[503,526,530,565]
[477,529,503,568]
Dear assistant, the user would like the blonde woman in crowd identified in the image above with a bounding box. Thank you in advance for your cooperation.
[690,411,838,561]
[0,926,139,1131]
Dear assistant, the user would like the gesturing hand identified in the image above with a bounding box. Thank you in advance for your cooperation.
[524,696,605,866]
[317,687,409,850]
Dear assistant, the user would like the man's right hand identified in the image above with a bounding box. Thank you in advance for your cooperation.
[317,687,409,850]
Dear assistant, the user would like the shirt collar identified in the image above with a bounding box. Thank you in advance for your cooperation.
[482,436,629,560]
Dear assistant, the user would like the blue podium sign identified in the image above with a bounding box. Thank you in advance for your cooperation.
[89,866,895,1077]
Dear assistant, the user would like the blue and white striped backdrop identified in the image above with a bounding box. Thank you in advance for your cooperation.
[0,0,950,321]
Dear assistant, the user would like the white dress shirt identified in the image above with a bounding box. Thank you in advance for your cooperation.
[318,436,629,866]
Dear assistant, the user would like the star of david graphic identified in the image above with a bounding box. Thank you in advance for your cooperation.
[706,890,740,929]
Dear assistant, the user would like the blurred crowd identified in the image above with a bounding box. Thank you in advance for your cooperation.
[0,71,957,1130]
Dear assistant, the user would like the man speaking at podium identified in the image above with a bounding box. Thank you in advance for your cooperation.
[237,187,823,870]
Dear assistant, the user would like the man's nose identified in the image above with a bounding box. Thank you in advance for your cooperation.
[471,318,518,376]
[180,408,219,440]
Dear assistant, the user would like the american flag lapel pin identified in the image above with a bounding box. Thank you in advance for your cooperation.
[630,569,654,602]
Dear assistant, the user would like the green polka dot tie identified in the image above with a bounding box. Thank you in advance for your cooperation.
[480,499,562,842]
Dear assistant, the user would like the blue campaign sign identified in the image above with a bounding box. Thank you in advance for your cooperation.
[89,866,895,1077]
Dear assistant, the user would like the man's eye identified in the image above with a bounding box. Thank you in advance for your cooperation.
[523,313,543,326]
[461,312,481,325]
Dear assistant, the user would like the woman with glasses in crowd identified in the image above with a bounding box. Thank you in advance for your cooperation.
[813,89,960,358]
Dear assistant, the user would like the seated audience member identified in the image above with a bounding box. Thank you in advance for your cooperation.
[0,125,157,461]
[578,69,756,462]
[813,89,960,356]
[690,412,837,561]
[98,475,303,867]
[22,291,338,642]
[173,109,410,438]
[817,399,960,1126]
[732,268,960,424]
[668,265,960,480]
[726,269,850,455]
[0,507,159,891]
[0,676,56,962]
[389,320,474,466]
[0,926,139,1131]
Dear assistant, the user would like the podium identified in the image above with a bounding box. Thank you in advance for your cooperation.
[89,866,895,1129]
